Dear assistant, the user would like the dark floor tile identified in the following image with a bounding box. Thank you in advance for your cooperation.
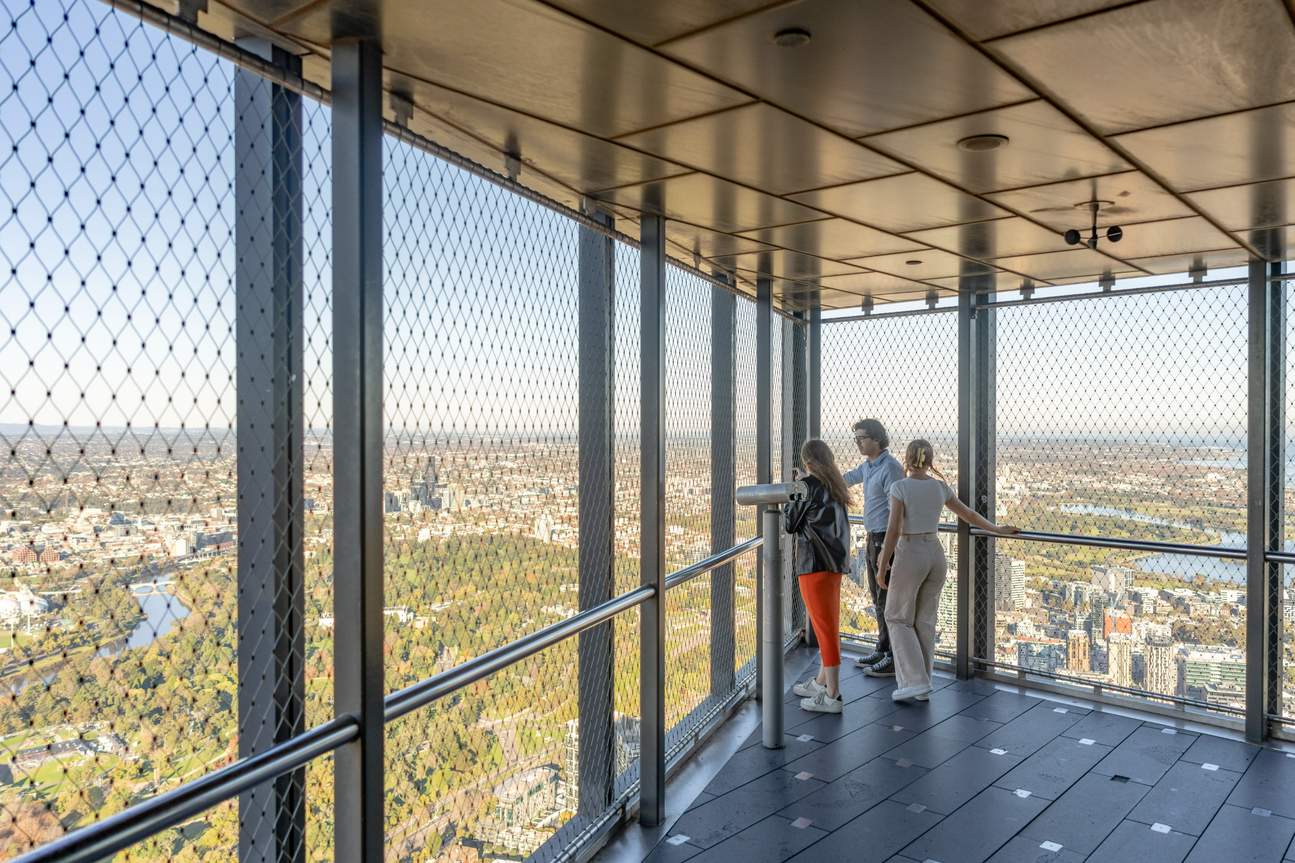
[780,722,917,782]
[688,792,717,811]
[902,785,1049,863]
[1020,772,1152,855]
[786,799,942,863]
[1227,748,1295,820]
[944,677,1003,696]
[877,687,990,732]
[778,755,928,831]
[838,672,896,703]
[1091,726,1197,786]
[890,744,1024,814]
[1087,820,1196,863]
[1184,803,1295,863]
[881,725,975,768]
[985,835,1086,863]
[960,690,1045,723]
[688,815,827,863]
[926,713,1004,743]
[787,695,900,742]
[1127,760,1242,836]
[670,769,826,849]
[993,735,1113,800]
[705,735,825,796]
[1178,733,1260,773]
[974,703,1085,758]
[643,838,706,863]
[1058,710,1143,747]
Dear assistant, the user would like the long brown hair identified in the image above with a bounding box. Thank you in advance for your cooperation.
[904,438,949,484]
[800,439,854,507]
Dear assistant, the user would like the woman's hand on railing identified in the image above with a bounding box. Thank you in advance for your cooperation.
[992,524,1021,536]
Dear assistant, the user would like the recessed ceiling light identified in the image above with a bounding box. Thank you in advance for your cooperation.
[957,134,1009,152]
[905,259,923,266]
[772,27,812,48]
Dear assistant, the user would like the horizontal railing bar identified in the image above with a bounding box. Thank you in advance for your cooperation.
[665,536,763,590]
[385,584,655,721]
[848,514,956,533]
[13,717,359,863]
[978,526,1247,559]
[1264,550,1295,564]
[974,656,1246,717]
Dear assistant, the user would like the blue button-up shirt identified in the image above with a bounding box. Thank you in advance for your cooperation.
[843,449,905,534]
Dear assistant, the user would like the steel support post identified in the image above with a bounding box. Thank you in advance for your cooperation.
[973,284,997,667]
[809,307,822,440]
[711,274,737,699]
[761,505,784,748]
[755,276,773,696]
[331,37,385,862]
[234,40,305,863]
[955,286,976,679]
[790,315,810,645]
[577,206,616,816]
[1247,257,1283,742]
[639,214,667,826]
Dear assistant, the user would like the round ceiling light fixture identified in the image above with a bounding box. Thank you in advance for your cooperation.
[956,133,1010,152]
[905,259,923,266]
[772,27,812,47]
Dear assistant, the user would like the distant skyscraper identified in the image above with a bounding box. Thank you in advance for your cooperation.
[937,574,957,643]
[1146,637,1176,696]
[994,554,1025,611]
[1091,564,1130,597]
[1108,634,1134,689]
[1017,638,1066,675]
[1067,629,1091,673]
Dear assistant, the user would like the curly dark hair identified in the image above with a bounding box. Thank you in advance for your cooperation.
[851,418,889,450]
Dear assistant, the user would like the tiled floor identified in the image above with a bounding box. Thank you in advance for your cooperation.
[613,652,1295,863]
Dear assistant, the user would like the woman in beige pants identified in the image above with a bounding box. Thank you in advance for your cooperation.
[877,440,1019,701]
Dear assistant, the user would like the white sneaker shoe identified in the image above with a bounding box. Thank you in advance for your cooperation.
[800,690,843,713]
[792,678,826,698]
[891,685,933,703]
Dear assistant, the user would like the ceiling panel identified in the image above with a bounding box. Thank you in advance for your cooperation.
[615,103,906,195]
[1045,268,1140,286]
[1127,248,1251,275]
[1091,216,1235,259]
[863,100,1128,193]
[846,249,994,281]
[596,173,826,233]
[987,171,1192,231]
[922,0,1132,41]
[735,218,922,259]
[989,0,1295,135]
[791,173,1008,233]
[711,249,866,281]
[991,247,1129,281]
[792,288,877,311]
[929,270,1039,292]
[816,271,938,298]
[903,216,1070,259]
[541,0,779,46]
[659,0,1032,137]
[394,74,691,193]
[280,0,750,137]
[1114,103,1295,192]
[666,220,773,260]
[1187,178,1295,231]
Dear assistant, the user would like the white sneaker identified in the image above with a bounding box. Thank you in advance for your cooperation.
[891,685,933,703]
[792,678,826,698]
[800,690,843,714]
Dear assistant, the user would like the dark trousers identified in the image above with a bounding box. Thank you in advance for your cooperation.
[865,531,891,656]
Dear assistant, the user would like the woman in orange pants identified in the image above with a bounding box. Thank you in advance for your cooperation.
[783,439,854,713]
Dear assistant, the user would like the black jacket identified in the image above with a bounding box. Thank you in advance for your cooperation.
[782,475,851,576]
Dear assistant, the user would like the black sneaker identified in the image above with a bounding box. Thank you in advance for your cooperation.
[854,650,886,668]
[865,655,896,677]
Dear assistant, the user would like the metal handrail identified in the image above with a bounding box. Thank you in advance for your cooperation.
[664,535,762,590]
[975,526,1247,559]
[15,717,360,863]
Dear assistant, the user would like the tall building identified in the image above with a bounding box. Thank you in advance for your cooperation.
[1146,637,1176,696]
[1103,610,1132,639]
[1067,629,1091,673]
[1091,564,1131,597]
[937,574,958,644]
[1108,633,1134,689]
[1017,637,1066,675]
[994,554,1026,611]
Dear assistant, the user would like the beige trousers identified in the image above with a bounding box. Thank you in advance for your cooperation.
[883,535,947,692]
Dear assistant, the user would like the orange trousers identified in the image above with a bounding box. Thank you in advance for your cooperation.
[798,571,842,667]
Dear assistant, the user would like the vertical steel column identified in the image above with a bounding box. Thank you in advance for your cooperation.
[790,315,810,644]
[973,283,997,666]
[1247,258,1281,742]
[755,276,773,696]
[331,37,385,861]
[577,206,615,815]
[955,288,976,679]
[809,307,822,440]
[639,214,667,826]
[711,274,737,699]
[234,40,305,863]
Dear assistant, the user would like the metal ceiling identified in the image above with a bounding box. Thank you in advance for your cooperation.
[196,0,1295,309]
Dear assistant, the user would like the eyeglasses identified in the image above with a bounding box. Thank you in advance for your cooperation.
[854,433,872,442]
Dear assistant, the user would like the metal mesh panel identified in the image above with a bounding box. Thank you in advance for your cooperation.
[664,267,713,572]
[991,287,1249,714]
[734,298,760,673]
[613,242,641,597]
[820,313,960,654]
